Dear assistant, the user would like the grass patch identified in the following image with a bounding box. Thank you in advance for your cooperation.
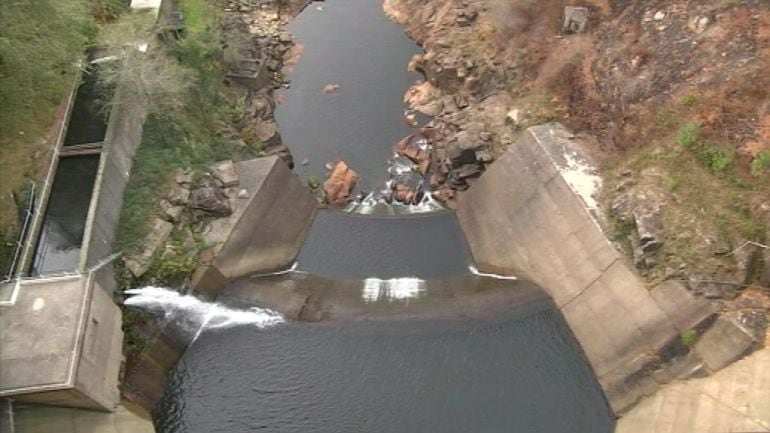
[676,122,700,148]
[680,329,697,347]
[680,93,699,108]
[695,142,733,173]
[0,0,97,141]
[751,150,770,177]
[0,0,98,274]
[676,122,734,173]
[114,0,240,253]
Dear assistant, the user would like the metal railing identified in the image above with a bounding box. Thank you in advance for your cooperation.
[2,182,36,283]
[0,253,121,307]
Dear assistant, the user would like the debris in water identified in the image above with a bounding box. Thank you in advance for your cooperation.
[323,83,340,94]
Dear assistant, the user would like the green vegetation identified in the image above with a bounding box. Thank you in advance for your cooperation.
[676,122,733,173]
[0,0,98,274]
[114,0,244,253]
[676,122,700,148]
[680,93,699,107]
[680,329,697,347]
[751,150,770,177]
[0,0,97,139]
[666,176,680,191]
[307,175,320,190]
[695,142,733,173]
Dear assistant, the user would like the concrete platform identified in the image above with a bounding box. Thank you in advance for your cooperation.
[0,273,123,410]
[0,277,87,393]
[616,348,770,433]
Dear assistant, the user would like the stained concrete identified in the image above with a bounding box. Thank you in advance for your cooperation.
[0,275,123,411]
[456,123,713,414]
[616,347,770,433]
[693,317,757,371]
[191,156,317,296]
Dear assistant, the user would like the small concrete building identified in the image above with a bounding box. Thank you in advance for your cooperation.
[0,275,124,410]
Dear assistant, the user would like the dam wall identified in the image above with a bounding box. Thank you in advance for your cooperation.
[191,156,317,296]
[457,124,712,413]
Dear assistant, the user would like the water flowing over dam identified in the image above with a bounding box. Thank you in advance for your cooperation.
[136,0,616,431]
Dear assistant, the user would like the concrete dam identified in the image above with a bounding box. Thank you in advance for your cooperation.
[2,0,747,431]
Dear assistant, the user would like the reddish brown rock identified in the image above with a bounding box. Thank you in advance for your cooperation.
[323,161,359,205]
[394,132,431,165]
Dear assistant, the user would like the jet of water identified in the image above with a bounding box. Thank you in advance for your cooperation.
[468,265,518,281]
[124,287,284,342]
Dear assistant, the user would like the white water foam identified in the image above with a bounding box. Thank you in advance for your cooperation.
[362,277,425,302]
[468,265,518,281]
[124,287,284,342]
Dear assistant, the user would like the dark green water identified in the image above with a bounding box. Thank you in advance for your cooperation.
[30,155,99,275]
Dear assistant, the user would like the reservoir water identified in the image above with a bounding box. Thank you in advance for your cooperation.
[296,210,472,279]
[156,302,614,433]
[151,0,616,431]
[274,0,422,189]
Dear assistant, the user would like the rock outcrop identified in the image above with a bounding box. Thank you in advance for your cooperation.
[323,161,359,205]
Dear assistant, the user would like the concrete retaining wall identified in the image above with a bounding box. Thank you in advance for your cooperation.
[192,156,317,296]
[81,92,148,270]
[456,124,711,414]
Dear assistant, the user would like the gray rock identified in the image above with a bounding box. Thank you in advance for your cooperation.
[159,200,184,222]
[633,206,664,253]
[475,150,493,163]
[263,145,294,169]
[563,6,589,33]
[278,31,293,44]
[693,317,756,371]
[209,160,239,187]
[254,119,281,147]
[123,218,175,278]
[190,186,233,217]
[174,169,193,186]
[167,184,190,206]
[761,245,770,287]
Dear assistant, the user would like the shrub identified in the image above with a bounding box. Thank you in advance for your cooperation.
[680,329,697,347]
[677,122,700,148]
[680,94,698,107]
[751,150,770,176]
[696,142,733,173]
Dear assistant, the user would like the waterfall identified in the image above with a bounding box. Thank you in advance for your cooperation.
[124,287,284,341]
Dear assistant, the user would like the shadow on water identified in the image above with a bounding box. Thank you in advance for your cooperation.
[63,63,110,146]
[30,155,99,275]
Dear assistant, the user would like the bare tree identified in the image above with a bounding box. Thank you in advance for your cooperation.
[97,10,194,115]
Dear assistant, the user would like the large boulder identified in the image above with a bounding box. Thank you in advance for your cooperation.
[323,161,359,205]
[263,145,294,169]
[209,160,239,187]
[190,186,232,217]
[404,82,443,116]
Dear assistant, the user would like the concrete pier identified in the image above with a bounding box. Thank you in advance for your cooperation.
[457,124,715,414]
[191,156,317,296]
